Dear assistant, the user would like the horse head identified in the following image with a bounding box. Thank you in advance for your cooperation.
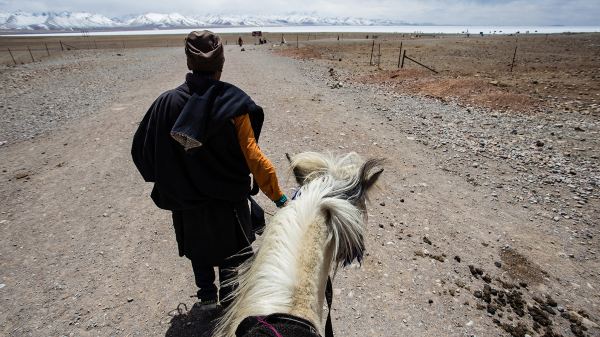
[215,152,383,337]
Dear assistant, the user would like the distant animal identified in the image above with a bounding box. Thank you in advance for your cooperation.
[213,151,384,337]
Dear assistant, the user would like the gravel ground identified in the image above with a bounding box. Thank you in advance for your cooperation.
[0,45,598,337]
[0,48,182,145]
[316,63,599,259]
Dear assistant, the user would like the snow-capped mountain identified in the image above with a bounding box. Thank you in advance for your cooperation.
[1,11,117,30]
[124,13,201,28]
[0,11,409,31]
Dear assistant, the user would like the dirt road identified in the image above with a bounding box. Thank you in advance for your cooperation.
[0,45,598,337]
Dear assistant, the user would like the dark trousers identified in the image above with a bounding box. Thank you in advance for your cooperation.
[191,251,251,306]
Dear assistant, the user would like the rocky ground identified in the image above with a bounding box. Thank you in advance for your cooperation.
[0,43,598,337]
[0,48,181,145]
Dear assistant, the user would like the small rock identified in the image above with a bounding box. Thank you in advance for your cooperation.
[546,295,558,307]
[494,261,502,268]
[423,236,432,245]
[127,297,133,302]
[482,274,492,283]
[15,172,29,179]
[379,201,385,206]
[535,140,544,147]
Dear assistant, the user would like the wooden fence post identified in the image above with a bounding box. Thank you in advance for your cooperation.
[296,35,299,48]
[397,42,403,68]
[45,43,50,56]
[401,50,406,68]
[377,43,381,68]
[369,40,375,65]
[27,46,35,62]
[7,48,17,65]
[60,40,64,51]
[510,44,518,72]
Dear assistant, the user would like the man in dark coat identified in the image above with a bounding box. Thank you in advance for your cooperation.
[131,30,288,310]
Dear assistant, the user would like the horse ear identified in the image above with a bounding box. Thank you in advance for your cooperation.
[287,152,330,186]
[359,159,385,199]
[363,165,384,191]
[287,152,308,185]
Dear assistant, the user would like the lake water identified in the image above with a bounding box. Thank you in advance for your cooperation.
[2,25,600,37]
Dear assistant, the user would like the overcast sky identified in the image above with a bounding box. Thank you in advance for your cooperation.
[1,0,599,25]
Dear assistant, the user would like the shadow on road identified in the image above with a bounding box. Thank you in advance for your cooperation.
[165,303,220,337]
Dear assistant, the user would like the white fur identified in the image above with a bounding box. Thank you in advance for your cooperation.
[213,152,377,337]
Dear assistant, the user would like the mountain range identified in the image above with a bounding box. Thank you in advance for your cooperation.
[0,11,410,31]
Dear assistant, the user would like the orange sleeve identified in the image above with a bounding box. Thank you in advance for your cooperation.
[233,114,284,201]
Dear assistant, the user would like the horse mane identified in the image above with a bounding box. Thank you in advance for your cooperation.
[213,152,383,337]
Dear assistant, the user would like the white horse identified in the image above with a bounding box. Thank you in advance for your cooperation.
[213,152,383,337]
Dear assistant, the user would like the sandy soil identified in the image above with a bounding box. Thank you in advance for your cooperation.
[0,42,599,337]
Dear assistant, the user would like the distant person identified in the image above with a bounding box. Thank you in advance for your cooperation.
[131,30,288,310]
[238,36,243,47]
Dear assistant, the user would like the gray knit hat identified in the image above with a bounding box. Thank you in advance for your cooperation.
[185,30,224,72]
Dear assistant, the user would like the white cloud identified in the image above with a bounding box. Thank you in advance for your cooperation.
[1,0,598,25]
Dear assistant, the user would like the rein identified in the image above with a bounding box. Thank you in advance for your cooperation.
[324,278,333,337]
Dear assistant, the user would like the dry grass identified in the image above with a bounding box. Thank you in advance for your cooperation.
[275,33,600,114]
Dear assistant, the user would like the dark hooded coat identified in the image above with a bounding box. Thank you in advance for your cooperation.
[131,73,264,264]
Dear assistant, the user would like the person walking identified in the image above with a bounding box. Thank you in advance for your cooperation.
[131,30,288,310]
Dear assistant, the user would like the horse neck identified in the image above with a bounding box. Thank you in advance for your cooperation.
[288,217,335,332]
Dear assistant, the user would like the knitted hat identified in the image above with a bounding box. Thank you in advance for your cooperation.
[185,30,224,72]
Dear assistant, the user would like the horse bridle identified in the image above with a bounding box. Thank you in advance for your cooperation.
[235,278,334,337]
